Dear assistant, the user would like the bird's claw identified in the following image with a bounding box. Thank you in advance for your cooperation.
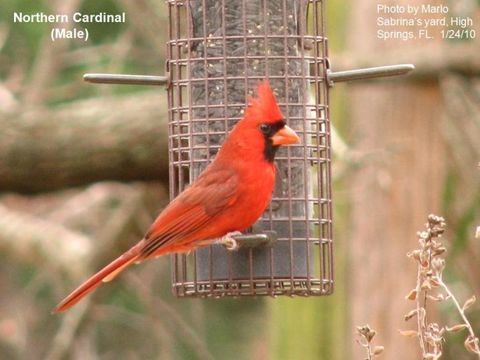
[216,231,242,251]
[223,238,238,251]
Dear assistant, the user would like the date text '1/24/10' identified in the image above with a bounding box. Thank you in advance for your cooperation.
[442,29,476,39]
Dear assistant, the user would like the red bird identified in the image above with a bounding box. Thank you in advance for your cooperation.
[54,81,299,312]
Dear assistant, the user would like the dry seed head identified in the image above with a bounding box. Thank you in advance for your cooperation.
[462,295,476,311]
[427,294,445,302]
[427,214,445,225]
[407,250,422,261]
[464,335,480,354]
[425,322,445,343]
[445,324,469,333]
[418,231,429,240]
[356,324,376,342]
[421,280,432,291]
[399,329,419,338]
[420,255,430,268]
[404,309,418,321]
[431,228,445,237]
[423,240,432,249]
[406,289,417,301]
[423,353,440,360]
[373,346,384,356]
[429,277,440,288]
[431,258,445,273]
[432,246,446,256]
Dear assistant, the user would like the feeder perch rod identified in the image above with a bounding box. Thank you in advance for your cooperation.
[230,231,277,250]
[326,64,415,85]
[83,73,168,85]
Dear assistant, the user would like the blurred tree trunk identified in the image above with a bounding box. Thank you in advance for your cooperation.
[347,0,446,358]
[0,92,168,193]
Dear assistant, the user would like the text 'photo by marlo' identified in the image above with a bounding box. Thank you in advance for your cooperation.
[0,1,479,360]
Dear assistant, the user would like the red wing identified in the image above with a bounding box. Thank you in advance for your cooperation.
[139,167,239,258]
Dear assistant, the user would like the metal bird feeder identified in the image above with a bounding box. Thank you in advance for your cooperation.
[165,0,332,297]
[84,0,413,298]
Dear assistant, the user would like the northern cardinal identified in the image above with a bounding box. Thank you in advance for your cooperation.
[54,81,299,313]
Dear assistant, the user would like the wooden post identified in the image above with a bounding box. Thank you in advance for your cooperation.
[347,0,446,358]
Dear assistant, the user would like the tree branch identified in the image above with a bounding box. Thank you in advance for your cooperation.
[0,91,168,193]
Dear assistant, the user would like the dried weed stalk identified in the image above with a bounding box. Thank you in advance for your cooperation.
[402,214,480,359]
[356,324,384,360]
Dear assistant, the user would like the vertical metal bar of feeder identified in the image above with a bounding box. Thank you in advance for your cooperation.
[184,0,198,296]
[199,0,212,296]
[298,0,311,291]
[258,0,271,294]
[317,0,327,290]
[170,1,181,295]
[219,0,235,295]
[178,2,189,295]
[167,1,177,295]
[241,0,250,295]
[178,3,189,293]
[327,14,334,293]
[281,0,294,291]
[321,0,333,292]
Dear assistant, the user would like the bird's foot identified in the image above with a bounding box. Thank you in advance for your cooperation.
[216,231,242,251]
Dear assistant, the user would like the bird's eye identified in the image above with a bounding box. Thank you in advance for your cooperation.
[259,123,271,134]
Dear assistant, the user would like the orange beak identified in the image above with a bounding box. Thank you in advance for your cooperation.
[271,125,300,146]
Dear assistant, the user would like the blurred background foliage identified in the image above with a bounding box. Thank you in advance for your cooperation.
[0,0,479,359]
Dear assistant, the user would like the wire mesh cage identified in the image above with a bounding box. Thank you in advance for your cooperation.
[166,0,333,297]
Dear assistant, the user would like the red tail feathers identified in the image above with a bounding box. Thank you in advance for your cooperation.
[53,246,140,313]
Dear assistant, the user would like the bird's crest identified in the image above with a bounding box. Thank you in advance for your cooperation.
[245,81,284,124]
